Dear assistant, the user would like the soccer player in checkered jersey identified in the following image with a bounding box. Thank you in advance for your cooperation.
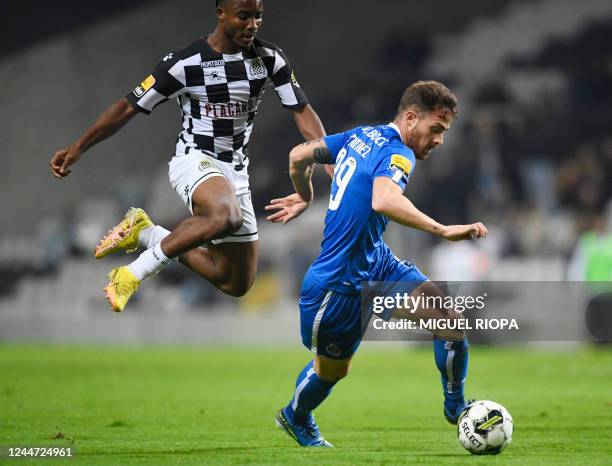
[49,0,327,311]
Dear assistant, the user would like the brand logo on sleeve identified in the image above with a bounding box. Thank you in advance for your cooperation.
[133,75,156,97]
[291,71,300,87]
[390,154,412,175]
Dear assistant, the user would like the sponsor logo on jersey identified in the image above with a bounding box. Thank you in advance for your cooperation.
[201,59,225,68]
[133,75,155,97]
[390,154,412,175]
[203,98,259,118]
[204,66,226,85]
[245,58,267,79]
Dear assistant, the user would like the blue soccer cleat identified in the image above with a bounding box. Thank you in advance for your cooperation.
[444,398,475,425]
[275,408,333,447]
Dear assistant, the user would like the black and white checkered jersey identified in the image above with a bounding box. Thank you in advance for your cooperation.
[125,36,309,169]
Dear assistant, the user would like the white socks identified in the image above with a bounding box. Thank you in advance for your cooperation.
[127,243,174,281]
[139,225,171,249]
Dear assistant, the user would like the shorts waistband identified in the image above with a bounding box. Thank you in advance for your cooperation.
[175,137,248,172]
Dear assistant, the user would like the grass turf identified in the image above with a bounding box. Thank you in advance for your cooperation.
[0,345,610,465]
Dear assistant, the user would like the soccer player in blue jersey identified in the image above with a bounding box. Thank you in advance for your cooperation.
[266,81,487,447]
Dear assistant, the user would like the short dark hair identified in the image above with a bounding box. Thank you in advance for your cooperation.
[396,80,458,119]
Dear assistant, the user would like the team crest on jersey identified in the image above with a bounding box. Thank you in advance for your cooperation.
[133,75,155,97]
[245,58,267,79]
[326,343,341,357]
[199,159,217,172]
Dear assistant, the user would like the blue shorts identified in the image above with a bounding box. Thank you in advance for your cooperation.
[299,259,427,360]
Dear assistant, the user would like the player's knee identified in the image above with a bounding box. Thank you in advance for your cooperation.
[211,201,243,236]
[315,358,351,382]
[332,365,350,381]
[435,328,466,341]
[226,208,243,233]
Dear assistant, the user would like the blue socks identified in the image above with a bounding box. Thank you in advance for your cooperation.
[283,341,467,427]
[433,338,469,415]
[284,360,337,426]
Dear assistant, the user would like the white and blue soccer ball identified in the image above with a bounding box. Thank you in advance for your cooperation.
[457,400,513,455]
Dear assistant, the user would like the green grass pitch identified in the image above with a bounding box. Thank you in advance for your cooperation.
[1,345,610,465]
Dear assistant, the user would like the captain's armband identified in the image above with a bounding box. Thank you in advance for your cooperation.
[313,147,335,164]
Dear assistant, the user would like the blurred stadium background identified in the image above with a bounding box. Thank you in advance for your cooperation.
[1,0,612,344]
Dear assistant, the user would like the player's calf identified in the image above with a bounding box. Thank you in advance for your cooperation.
[276,359,338,447]
[281,355,352,428]
[434,337,470,424]
[215,270,252,297]
[406,282,471,423]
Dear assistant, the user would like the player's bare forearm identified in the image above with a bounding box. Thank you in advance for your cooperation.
[289,167,314,203]
[75,97,137,153]
[265,138,329,223]
[289,145,315,202]
[385,198,446,235]
[372,178,445,234]
[288,138,332,202]
[50,97,137,178]
[292,105,335,179]
[371,178,487,241]
[292,104,326,141]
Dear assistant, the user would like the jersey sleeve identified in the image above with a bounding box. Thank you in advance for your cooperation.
[269,48,309,109]
[125,52,186,114]
[322,128,357,163]
[373,146,416,191]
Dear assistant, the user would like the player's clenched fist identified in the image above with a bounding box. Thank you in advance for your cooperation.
[441,222,487,241]
[50,145,82,179]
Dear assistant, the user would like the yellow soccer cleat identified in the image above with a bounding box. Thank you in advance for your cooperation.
[94,207,153,259]
[104,266,141,312]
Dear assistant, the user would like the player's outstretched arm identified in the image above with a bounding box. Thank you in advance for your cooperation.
[50,97,138,179]
[292,104,325,141]
[292,105,334,179]
[372,177,487,241]
[265,138,332,224]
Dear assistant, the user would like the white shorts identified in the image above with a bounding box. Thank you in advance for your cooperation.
[168,150,258,244]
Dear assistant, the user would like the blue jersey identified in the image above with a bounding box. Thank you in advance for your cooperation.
[309,123,416,294]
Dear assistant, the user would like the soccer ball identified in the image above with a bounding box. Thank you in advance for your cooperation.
[457,400,513,455]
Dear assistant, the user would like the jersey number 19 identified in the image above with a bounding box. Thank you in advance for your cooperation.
[329,148,357,211]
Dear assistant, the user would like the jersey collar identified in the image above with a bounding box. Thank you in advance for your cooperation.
[388,122,402,139]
